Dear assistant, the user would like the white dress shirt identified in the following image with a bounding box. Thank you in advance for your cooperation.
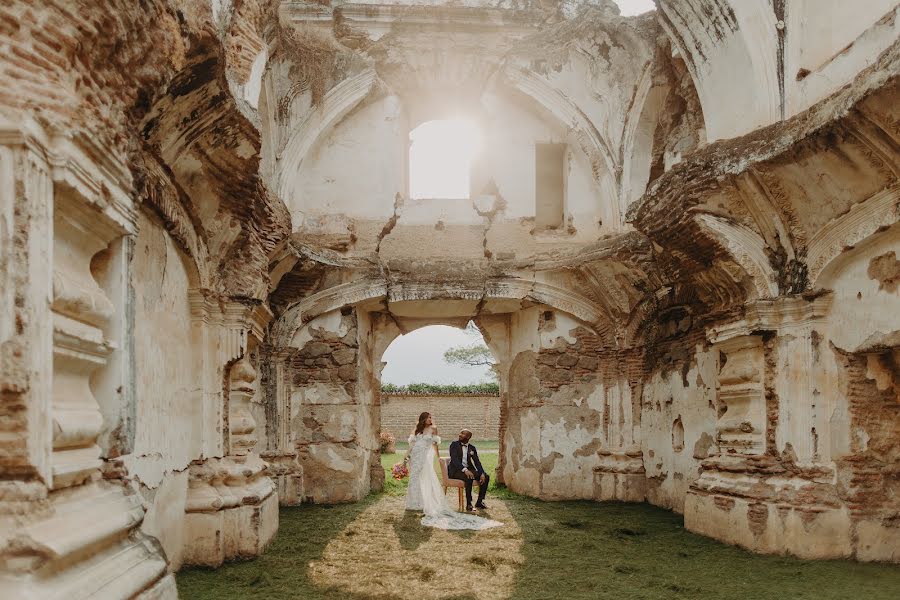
[461,443,470,473]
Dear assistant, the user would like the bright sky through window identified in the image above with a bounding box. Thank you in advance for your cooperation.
[381,324,493,386]
[614,0,656,16]
[409,118,481,200]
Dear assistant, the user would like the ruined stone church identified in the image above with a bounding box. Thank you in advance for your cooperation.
[1,0,898,596]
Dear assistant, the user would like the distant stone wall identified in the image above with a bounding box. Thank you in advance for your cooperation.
[380,393,501,442]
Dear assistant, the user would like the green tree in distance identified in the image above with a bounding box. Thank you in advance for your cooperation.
[443,322,498,381]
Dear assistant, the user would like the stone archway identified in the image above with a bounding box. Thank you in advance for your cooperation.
[263,288,643,505]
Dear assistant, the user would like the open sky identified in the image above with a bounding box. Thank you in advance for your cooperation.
[615,0,656,16]
[381,325,495,385]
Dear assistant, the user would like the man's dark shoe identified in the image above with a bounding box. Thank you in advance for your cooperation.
[466,505,475,512]
[475,503,488,510]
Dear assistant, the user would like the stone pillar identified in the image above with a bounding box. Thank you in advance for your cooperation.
[288,309,374,504]
[0,121,173,598]
[182,300,278,568]
[684,297,852,560]
[260,347,303,506]
[713,335,766,455]
[593,376,647,503]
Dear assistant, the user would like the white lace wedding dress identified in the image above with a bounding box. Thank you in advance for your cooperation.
[405,431,502,530]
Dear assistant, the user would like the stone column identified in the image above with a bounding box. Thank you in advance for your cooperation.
[594,373,647,503]
[182,300,278,568]
[259,347,304,506]
[684,296,850,560]
[0,121,174,599]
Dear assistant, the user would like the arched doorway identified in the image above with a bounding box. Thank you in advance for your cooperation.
[377,322,501,498]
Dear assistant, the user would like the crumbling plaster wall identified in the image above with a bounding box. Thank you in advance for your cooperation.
[267,2,668,247]
[288,309,380,502]
[129,209,201,569]
[640,332,718,513]
[670,224,900,563]
[811,230,899,560]
[784,0,900,117]
[503,308,630,500]
[657,0,900,141]
[288,86,605,255]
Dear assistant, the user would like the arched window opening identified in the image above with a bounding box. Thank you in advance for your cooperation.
[409,119,481,200]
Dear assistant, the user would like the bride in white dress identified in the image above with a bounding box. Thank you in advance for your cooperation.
[402,412,501,530]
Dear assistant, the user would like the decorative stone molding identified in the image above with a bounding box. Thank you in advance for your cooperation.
[276,69,378,207]
[271,276,609,347]
[50,190,128,490]
[182,455,278,568]
[706,295,833,344]
[189,291,273,364]
[808,184,900,287]
[182,296,278,567]
[695,213,779,299]
[0,119,171,599]
[712,335,766,455]
[0,119,54,484]
[593,448,647,502]
[229,354,259,456]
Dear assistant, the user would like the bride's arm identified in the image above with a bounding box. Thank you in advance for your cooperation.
[431,427,441,457]
[402,432,414,464]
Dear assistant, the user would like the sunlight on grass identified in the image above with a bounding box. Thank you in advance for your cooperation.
[309,496,523,599]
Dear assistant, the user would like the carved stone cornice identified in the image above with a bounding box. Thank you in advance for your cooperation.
[190,289,274,360]
[0,118,135,235]
[706,294,833,344]
[807,185,900,287]
[271,275,609,347]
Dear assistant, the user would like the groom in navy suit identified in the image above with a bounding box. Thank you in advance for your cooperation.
[448,429,489,511]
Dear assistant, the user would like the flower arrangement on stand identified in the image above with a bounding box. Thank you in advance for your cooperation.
[379,431,396,454]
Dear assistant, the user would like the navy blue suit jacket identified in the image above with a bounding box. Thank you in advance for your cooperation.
[448,440,484,478]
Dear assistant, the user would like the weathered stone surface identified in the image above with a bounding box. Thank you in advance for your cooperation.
[2,2,899,594]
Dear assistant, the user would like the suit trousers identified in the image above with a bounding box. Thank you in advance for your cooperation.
[450,471,489,506]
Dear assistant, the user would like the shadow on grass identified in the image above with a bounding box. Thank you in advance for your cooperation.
[177,496,389,600]
[393,509,434,550]
[178,460,900,600]
[502,497,900,600]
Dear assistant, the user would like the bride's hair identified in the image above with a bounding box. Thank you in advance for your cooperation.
[414,412,431,435]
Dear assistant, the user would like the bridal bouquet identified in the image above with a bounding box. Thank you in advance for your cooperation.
[391,462,409,480]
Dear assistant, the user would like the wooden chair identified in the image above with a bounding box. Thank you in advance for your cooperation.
[439,458,466,511]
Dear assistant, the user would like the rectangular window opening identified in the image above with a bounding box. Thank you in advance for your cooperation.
[535,143,566,230]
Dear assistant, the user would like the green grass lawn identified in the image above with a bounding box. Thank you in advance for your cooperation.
[177,454,900,600]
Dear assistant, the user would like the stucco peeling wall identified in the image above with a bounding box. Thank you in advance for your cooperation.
[290,309,379,503]
[503,308,621,500]
[641,337,718,513]
[129,209,199,569]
